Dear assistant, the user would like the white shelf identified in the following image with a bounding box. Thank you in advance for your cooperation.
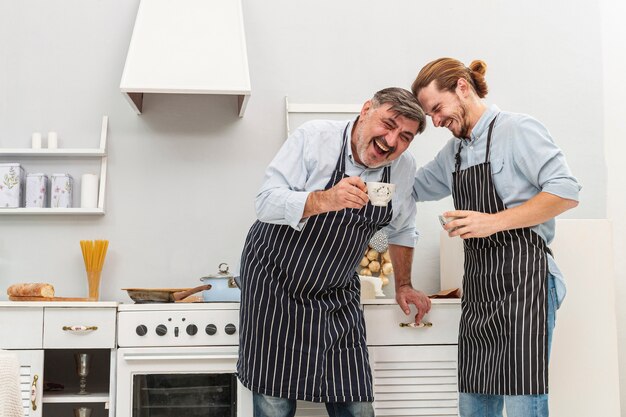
[42,391,109,403]
[0,116,108,216]
[0,149,105,157]
[0,208,104,215]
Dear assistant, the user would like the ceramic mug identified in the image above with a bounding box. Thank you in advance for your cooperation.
[366,182,396,206]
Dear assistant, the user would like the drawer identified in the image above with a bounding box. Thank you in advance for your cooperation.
[0,307,44,348]
[364,302,461,346]
[43,308,116,348]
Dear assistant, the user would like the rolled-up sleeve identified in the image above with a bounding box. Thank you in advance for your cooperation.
[512,117,581,202]
[384,154,419,247]
[255,129,311,230]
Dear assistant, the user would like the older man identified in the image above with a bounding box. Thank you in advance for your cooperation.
[238,87,432,417]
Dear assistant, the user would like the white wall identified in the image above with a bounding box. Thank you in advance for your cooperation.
[0,0,621,410]
[601,0,626,411]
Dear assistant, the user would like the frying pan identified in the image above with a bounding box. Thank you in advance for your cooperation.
[122,284,211,303]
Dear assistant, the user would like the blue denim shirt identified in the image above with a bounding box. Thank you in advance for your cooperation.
[255,119,419,248]
[413,105,581,306]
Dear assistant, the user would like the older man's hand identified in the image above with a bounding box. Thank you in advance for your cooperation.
[395,284,432,325]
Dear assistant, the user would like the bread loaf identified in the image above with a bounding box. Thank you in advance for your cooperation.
[7,283,55,298]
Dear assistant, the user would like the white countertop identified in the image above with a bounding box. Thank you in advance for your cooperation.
[0,299,461,308]
[0,301,118,308]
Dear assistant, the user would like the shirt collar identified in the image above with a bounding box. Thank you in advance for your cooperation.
[470,104,501,142]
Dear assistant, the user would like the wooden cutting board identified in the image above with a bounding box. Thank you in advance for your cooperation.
[9,296,91,301]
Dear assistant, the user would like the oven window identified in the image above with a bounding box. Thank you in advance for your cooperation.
[132,373,237,417]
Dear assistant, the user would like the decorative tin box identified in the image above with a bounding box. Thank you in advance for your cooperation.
[50,173,73,208]
[25,173,49,208]
[0,163,26,208]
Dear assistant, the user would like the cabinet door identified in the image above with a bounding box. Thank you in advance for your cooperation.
[15,350,44,417]
[369,345,458,416]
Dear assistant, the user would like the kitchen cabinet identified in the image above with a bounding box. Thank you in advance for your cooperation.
[0,116,108,215]
[0,302,118,417]
[291,299,462,417]
[14,349,44,417]
[364,299,461,416]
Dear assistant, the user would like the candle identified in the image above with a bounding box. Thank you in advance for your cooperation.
[80,174,99,208]
[47,132,58,149]
[31,132,42,149]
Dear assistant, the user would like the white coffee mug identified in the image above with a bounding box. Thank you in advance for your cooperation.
[366,182,396,206]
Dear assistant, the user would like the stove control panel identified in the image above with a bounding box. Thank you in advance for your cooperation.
[118,308,240,347]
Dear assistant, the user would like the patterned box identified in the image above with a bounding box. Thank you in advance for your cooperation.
[0,163,26,208]
[25,173,49,208]
[50,173,73,208]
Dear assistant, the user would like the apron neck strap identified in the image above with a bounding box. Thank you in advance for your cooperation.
[454,140,463,174]
[454,113,500,173]
[484,114,499,163]
[336,121,352,173]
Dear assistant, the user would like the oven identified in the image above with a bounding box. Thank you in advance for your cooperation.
[116,303,252,417]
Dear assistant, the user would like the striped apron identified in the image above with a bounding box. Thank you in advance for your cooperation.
[237,123,391,402]
[454,115,551,395]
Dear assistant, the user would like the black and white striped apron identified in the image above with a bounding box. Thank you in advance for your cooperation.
[454,115,551,395]
[237,123,391,402]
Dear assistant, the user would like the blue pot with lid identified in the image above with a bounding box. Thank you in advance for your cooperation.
[200,263,241,302]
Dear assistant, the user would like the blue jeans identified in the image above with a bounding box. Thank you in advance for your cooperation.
[253,392,374,417]
[459,274,558,417]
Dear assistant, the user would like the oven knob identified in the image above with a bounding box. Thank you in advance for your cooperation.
[205,324,217,335]
[136,325,148,336]
[225,323,237,335]
[186,324,198,336]
[156,324,167,336]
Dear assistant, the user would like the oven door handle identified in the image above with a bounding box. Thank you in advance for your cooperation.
[122,353,238,361]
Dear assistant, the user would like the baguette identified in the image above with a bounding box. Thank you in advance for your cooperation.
[7,283,55,298]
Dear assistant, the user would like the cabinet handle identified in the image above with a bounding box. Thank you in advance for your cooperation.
[399,321,433,328]
[31,374,38,410]
[62,325,99,332]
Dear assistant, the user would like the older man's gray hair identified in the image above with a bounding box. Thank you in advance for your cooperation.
[371,87,426,134]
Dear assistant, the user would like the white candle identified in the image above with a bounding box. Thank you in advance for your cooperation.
[80,174,99,208]
[31,132,42,149]
[47,131,58,149]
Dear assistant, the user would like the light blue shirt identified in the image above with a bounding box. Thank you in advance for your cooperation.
[413,105,581,305]
[256,119,419,247]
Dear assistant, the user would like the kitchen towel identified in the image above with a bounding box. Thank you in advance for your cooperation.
[0,350,24,417]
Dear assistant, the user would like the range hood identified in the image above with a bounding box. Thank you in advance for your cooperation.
[120,0,251,117]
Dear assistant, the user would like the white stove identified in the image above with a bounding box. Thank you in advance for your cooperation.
[117,302,241,348]
[116,302,252,417]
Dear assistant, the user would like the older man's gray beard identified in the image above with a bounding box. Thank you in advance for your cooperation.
[356,135,395,168]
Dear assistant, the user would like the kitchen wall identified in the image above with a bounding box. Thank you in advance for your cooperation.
[602,0,626,412]
[0,0,622,410]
